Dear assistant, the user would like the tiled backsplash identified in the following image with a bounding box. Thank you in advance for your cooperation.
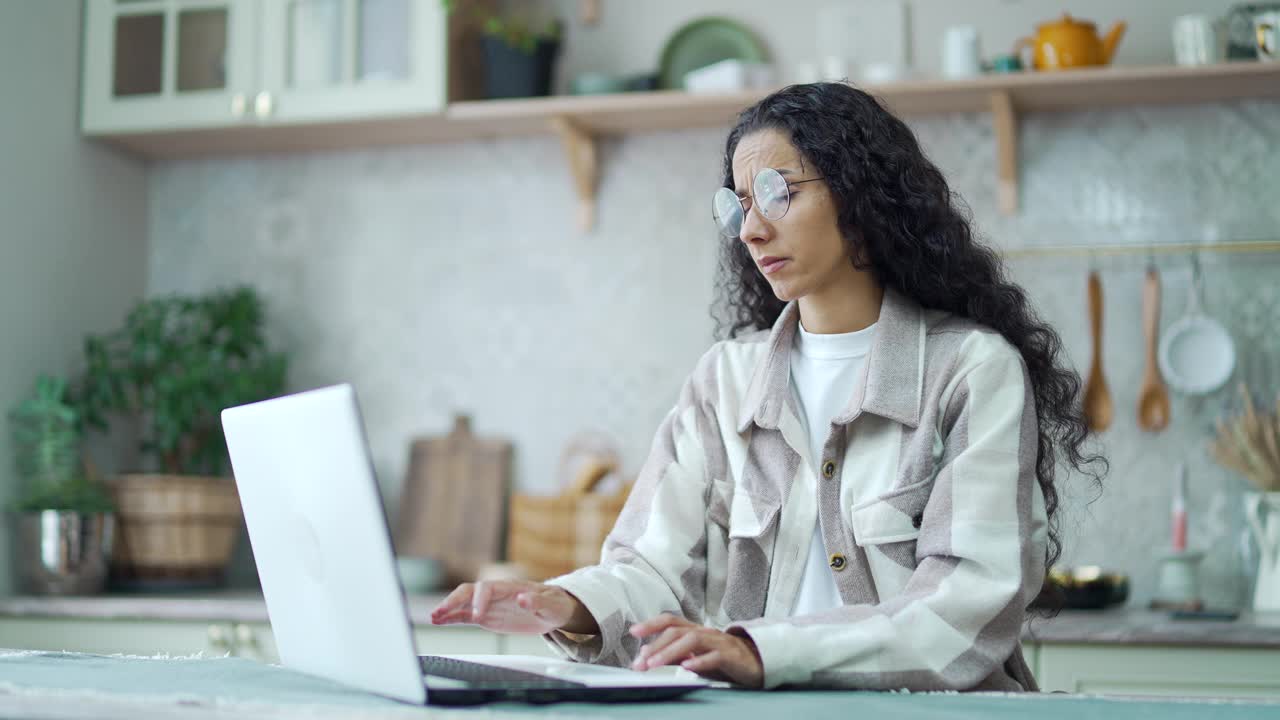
[149,99,1280,606]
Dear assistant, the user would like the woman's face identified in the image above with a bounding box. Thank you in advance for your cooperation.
[731,129,850,302]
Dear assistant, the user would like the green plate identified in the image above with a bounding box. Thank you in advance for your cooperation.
[658,17,769,91]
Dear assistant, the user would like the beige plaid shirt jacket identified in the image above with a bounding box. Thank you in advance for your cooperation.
[544,288,1047,692]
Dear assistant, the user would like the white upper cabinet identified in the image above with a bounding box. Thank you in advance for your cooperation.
[82,0,257,133]
[257,0,447,124]
[82,0,452,135]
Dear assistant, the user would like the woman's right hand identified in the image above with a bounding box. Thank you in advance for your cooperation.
[429,581,596,635]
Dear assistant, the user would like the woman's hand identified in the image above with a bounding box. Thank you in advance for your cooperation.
[430,581,593,634]
[629,613,764,688]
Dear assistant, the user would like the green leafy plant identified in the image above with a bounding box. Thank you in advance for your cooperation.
[8,375,112,513]
[481,15,562,53]
[76,286,288,477]
[441,0,561,53]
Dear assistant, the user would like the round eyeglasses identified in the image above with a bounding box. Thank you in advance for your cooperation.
[712,167,823,239]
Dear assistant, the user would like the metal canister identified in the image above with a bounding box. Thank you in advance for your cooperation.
[13,511,114,595]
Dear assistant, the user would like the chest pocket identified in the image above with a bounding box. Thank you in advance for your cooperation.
[708,479,780,539]
[708,479,780,621]
[850,477,931,547]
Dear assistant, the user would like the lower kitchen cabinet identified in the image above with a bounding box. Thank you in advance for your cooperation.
[1036,643,1280,699]
[500,632,562,658]
[0,617,241,658]
[412,625,501,656]
[0,617,500,664]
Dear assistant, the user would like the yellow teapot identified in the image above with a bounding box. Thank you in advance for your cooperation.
[1016,14,1126,70]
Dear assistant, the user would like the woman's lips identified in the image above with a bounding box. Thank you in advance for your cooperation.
[760,258,789,275]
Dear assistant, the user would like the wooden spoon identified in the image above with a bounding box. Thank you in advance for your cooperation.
[1137,266,1171,432]
[1082,271,1113,432]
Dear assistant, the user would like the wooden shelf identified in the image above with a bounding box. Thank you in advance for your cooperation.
[97,63,1280,225]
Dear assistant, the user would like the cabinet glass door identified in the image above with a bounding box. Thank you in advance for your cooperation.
[82,0,256,134]
[258,0,447,124]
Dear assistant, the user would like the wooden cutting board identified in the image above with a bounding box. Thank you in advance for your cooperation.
[395,415,511,584]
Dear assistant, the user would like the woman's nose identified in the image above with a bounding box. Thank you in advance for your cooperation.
[738,203,771,245]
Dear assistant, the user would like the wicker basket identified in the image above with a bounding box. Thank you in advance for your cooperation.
[108,474,242,583]
[507,453,631,581]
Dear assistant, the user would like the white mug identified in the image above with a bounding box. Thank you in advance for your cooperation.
[820,55,850,82]
[942,25,982,79]
[1172,13,1218,66]
[1257,11,1280,61]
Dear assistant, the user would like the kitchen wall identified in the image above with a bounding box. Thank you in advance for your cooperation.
[147,2,1280,605]
[0,2,150,595]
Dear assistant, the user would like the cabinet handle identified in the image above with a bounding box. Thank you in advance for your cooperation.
[254,91,274,118]
[231,93,246,117]
[207,624,234,654]
[233,623,260,657]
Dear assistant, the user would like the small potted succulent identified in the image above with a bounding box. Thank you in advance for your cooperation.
[443,0,563,98]
[8,375,115,595]
[74,285,287,590]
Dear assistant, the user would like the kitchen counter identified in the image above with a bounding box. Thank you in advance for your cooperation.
[3,649,1279,720]
[1023,607,1280,648]
[3,593,1280,648]
[0,590,448,626]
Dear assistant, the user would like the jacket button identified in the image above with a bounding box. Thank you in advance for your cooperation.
[912,514,923,529]
[829,553,846,571]
[821,460,836,479]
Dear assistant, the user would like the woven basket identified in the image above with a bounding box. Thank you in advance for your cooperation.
[108,474,242,581]
[507,449,631,581]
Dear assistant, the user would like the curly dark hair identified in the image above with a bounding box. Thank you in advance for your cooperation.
[712,82,1106,577]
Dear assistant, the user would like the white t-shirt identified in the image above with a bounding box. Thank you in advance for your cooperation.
[788,317,876,616]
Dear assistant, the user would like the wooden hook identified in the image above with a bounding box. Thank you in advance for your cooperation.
[580,0,600,26]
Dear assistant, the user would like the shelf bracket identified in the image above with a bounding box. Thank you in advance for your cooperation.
[989,90,1019,216]
[551,116,599,231]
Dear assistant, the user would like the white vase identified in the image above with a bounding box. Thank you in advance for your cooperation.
[1245,491,1280,611]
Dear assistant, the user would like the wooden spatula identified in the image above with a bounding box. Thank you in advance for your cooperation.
[1083,270,1114,432]
[1137,266,1171,432]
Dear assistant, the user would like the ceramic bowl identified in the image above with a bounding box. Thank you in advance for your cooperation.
[570,72,627,95]
[1032,566,1129,609]
[395,555,444,594]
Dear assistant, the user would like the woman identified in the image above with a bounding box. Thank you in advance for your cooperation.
[431,83,1104,691]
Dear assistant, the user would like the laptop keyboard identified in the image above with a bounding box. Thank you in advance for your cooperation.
[419,656,587,688]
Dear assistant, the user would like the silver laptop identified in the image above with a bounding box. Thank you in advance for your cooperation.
[221,384,708,705]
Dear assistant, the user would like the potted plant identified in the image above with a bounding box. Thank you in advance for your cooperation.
[8,376,114,594]
[75,285,287,590]
[443,0,563,98]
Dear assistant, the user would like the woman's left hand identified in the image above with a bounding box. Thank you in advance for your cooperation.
[628,613,764,688]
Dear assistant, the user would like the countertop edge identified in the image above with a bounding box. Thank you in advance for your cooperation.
[0,592,452,628]
[3,595,1280,648]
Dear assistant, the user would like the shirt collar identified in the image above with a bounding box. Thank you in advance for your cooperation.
[736,287,926,433]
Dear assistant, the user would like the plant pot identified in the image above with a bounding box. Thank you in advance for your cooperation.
[107,473,242,591]
[482,36,560,99]
[11,511,114,595]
